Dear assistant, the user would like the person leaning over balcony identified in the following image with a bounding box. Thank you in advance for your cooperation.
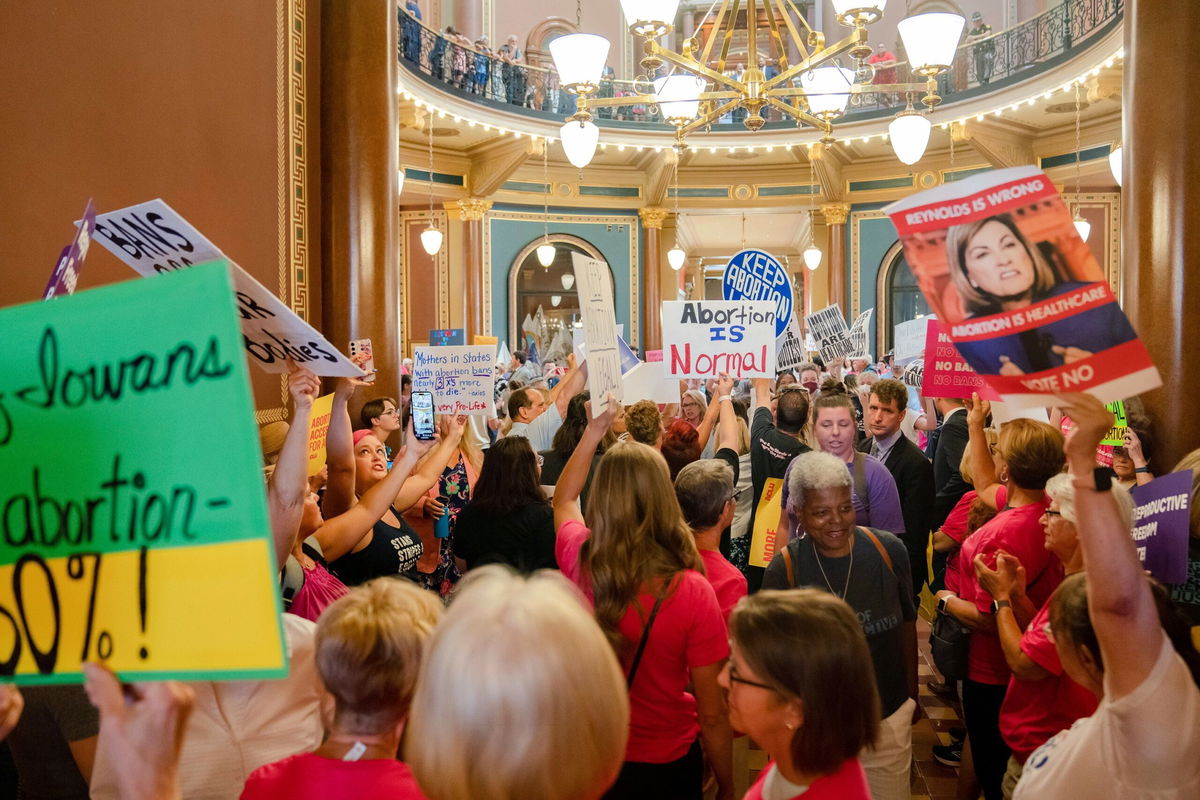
[471,37,490,95]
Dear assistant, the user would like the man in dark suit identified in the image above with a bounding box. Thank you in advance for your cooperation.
[860,379,935,600]
[932,397,970,531]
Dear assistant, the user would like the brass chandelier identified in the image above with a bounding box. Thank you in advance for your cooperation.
[550,0,966,168]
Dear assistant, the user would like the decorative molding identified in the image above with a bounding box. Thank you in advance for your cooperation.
[811,142,846,202]
[456,197,493,221]
[821,202,851,226]
[468,136,542,197]
[1063,191,1122,301]
[951,120,1035,169]
[848,207,889,318]
[874,240,907,357]
[639,207,669,229]
[642,148,678,207]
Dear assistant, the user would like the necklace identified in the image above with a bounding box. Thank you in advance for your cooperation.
[811,531,855,600]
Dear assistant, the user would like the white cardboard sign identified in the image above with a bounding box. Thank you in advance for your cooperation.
[804,304,854,363]
[88,199,364,377]
[894,315,935,366]
[661,300,776,379]
[570,252,624,416]
[412,345,496,417]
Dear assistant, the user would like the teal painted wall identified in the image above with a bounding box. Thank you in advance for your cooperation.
[488,207,641,347]
[845,203,899,359]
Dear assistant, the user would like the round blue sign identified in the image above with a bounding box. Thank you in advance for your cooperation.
[721,248,793,339]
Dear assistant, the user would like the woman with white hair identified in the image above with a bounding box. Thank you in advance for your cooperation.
[407,566,629,800]
[762,451,917,800]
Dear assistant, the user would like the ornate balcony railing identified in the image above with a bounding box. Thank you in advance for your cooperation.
[398,0,1122,129]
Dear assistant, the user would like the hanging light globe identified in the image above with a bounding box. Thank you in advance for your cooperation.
[653,74,707,126]
[536,241,557,267]
[397,168,406,195]
[620,0,681,30]
[560,120,600,168]
[667,246,687,270]
[561,272,575,290]
[549,34,610,94]
[1073,214,1092,242]
[551,294,563,307]
[889,111,932,165]
[803,244,823,270]
[1108,145,1123,186]
[898,12,965,76]
[420,225,444,255]
[800,66,855,119]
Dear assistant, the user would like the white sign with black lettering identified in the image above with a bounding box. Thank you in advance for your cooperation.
[88,199,364,376]
[570,252,623,416]
[894,315,934,366]
[804,304,854,363]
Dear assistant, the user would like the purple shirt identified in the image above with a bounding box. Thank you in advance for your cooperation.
[780,453,906,540]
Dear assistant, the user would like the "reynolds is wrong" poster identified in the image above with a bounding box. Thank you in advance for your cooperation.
[885,166,1160,406]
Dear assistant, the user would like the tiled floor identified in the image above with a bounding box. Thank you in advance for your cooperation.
[734,617,968,800]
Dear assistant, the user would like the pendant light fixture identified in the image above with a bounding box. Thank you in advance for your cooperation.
[803,146,822,270]
[1108,143,1123,187]
[898,11,966,76]
[889,96,932,165]
[398,167,406,195]
[667,147,686,270]
[551,0,607,170]
[420,116,444,255]
[1071,83,1091,242]
[536,141,556,266]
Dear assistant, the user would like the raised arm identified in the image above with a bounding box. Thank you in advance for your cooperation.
[322,377,361,519]
[549,354,587,418]
[553,394,619,530]
[695,384,722,451]
[392,415,466,512]
[752,377,772,413]
[266,364,320,570]
[1056,392,1162,700]
[714,376,739,453]
[965,392,1002,507]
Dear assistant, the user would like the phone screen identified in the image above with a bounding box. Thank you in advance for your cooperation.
[412,391,436,441]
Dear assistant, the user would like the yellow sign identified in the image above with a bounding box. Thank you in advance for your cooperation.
[305,394,335,477]
[749,478,784,568]
[472,335,498,346]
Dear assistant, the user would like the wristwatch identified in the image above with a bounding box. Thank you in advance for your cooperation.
[991,598,1012,614]
[937,594,956,614]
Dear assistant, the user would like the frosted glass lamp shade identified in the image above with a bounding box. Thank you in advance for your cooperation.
[654,75,706,124]
[803,245,823,271]
[889,112,932,165]
[620,0,680,29]
[536,242,557,266]
[397,168,406,194]
[800,67,855,118]
[420,226,444,255]
[1073,215,1092,242]
[1109,146,1123,186]
[667,246,687,270]
[551,295,563,307]
[561,273,575,290]
[560,120,600,168]
[898,12,965,75]
[549,34,610,92]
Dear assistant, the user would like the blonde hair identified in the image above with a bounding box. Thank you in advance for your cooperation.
[582,441,701,651]
[408,567,628,800]
[997,419,1064,490]
[315,578,443,735]
[958,428,998,486]
[946,213,1059,316]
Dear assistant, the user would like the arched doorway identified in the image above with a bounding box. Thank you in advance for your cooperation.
[876,240,931,356]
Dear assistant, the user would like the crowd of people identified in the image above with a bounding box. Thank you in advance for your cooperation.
[2,338,1198,800]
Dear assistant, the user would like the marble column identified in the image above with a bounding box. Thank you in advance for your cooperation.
[1122,0,1200,470]
[639,207,669,351]
[321,0,400,396]
[458,197,492,341]
[821,202,850,312]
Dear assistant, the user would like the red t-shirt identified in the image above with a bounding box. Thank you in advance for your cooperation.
[743,758,870,800]
[557,519,730,763]
[943,486,1007,595]
[999,601,1099,762]
[240,753,426,800]
[700,549,748,622]
[958,499,1063,685]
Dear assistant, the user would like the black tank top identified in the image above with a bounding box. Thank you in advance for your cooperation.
[327,511,423,587]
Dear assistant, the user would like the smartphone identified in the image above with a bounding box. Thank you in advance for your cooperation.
[412,391,436,441]
[349,338,376,383]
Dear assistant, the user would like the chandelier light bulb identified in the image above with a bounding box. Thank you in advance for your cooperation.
[1109,146,1123,186]
[800,66,855,118]
[551,294,563,307]
[1073,214,1092,242]
[898,12,965,76]
[561,273,575,290]
[560,120,600,168]
[549,34,610,93]
[420,225,444,255]
[803,244,823,271]
[653,75,707,125]
[667,246,687,270]
[620,0,681,27]
[889,112,932,165]
[536,242,557,267]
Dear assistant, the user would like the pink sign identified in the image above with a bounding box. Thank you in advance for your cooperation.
[645,349,663,363]
[922,319,1001,400]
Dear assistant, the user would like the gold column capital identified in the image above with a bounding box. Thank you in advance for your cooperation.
[820,202,851,225]
[456,197,492,222]
[639,206,670,229]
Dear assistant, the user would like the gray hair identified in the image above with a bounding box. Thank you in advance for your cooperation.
[675,459,734,530]
[1044,472,1135,528]
[786,451,852,512]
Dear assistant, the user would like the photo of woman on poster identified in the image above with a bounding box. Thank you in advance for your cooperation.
[945,212,1137,375]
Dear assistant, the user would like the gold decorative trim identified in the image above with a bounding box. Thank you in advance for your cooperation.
[1063,192,1122,302]
[399,209,449,351]
[848,207,889,319]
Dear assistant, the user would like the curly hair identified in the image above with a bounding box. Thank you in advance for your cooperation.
[624,400,663,446]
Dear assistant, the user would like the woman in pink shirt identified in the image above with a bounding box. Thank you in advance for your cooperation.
[722,589,876,800]
[553,393,733,800]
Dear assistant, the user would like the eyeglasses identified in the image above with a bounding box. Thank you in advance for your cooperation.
[728,664,775,692]
[381,408,400,417]
[728,486,745,502]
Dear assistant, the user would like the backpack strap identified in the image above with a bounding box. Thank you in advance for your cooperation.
[781,543,797,588]
[279,555,305,611]
[627,576,672,689]
[859,526,894,575]
[852,452,871,515]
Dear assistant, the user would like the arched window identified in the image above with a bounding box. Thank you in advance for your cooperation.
[508,235,615,361]
[876,241,931,356]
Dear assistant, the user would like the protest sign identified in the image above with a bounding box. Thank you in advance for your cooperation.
[473,335,498,347]
[921,319,1000,400]
[902,360,924,389]
[0,263,286,683]
[645,350,663,363]
[622,362,680,404]
[1100,401,1127,446]
[88,199,364,378]
[1130,470,1193,584]
[44,200,95,300]
[430,329,466,346]
[804,304,854,363]
[849,308,874,359]
[885,166,1160,406]
[749,478,784,568]
[412,345,496,417]
[722,248,805,371]
[306,394,335,477]
[571,253,624,415]
[661,300,776,379]
[893,315,934,366]
[776,317,808,372]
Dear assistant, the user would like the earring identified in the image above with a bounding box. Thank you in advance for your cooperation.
[785,722,795,730]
